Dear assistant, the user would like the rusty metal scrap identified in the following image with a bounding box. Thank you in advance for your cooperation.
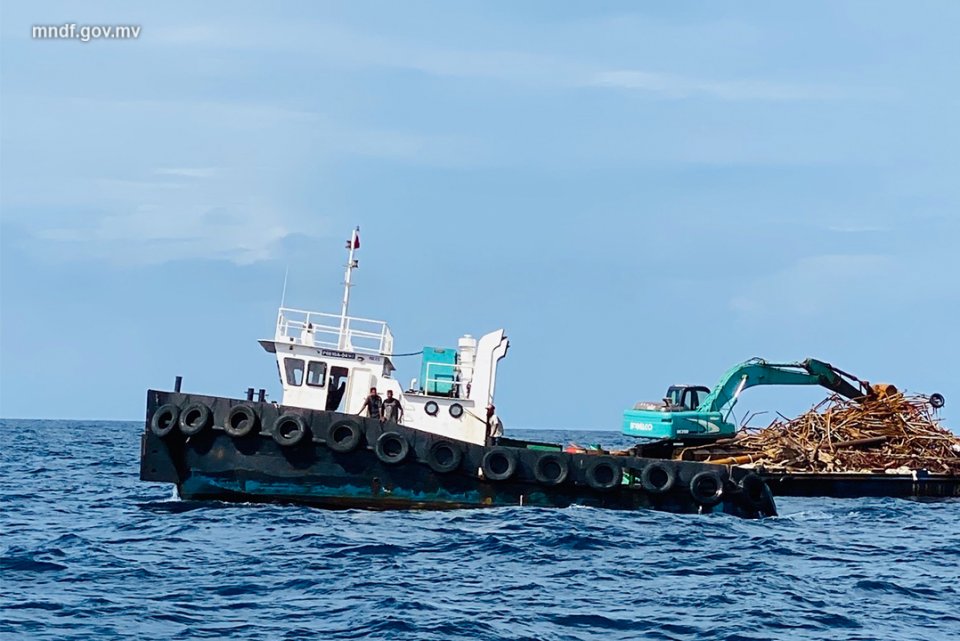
[701,393,960,474]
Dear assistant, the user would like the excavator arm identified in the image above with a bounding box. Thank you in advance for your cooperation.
[696,357,872,415]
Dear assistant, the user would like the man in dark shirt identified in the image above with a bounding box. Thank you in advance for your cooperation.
[382,390,403,424]
[359,387,382,420]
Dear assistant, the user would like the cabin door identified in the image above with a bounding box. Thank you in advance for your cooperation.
[326,366,350,412]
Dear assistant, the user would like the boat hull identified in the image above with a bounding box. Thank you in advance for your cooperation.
[140,390,777,518]
[631,439,960,500]
[759,470,960,499]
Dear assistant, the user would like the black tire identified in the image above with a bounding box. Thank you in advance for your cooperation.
[425,401,439,416]
[481,447,517,481]
[179,402,211,436]
[641,462,676,494]
[327,419,363,453]
[738,473,766,508]
[225,404,259,438]
[449,403,464,419]
[690,470,725,506]
[375,431,410,464]
[427,440,463,474]
[273,413,308,447]
[533,453,569,486]
[930,393,945,409]
[585,458,622,491]
[150,404,180,438]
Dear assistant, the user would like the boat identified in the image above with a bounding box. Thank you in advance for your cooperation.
[139,228,777,518]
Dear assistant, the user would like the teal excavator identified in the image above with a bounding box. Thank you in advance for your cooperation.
[621,358,881,442]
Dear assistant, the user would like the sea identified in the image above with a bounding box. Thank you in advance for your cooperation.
[1,419,958,641]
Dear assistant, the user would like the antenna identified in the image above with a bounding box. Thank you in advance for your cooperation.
[279,265,289,308]
[337,226,360,350]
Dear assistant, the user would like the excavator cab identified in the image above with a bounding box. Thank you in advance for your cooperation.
[665,385,712,411]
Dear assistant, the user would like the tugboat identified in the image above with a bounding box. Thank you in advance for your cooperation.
[140,228,777,518]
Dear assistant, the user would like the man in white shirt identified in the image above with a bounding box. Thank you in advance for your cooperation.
[486,404,503,445]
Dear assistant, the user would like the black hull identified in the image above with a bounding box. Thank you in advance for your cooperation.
[632,440,960,500]
[759,471,960,499]
[139,390,777,518]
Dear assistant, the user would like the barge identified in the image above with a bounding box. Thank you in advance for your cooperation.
[758,470,960,499]
[623,360,959,499]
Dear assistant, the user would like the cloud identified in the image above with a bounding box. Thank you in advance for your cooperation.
[0,92,475,266]
[729,254,891,317]
[728,251,955,320]
[592,70,856,101]
[148,20,864,101]
[154,167,220,178]
[822,223,889,233]
[29,180,306,266]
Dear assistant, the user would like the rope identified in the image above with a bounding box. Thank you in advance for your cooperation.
[383,350,424,358]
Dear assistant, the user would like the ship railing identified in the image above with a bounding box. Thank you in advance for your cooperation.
[275,307,394,356]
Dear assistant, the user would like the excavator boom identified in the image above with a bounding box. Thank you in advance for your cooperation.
[696,358,871,414]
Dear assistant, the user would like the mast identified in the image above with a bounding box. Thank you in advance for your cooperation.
[337,226,360,349]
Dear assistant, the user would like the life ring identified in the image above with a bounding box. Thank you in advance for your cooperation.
[640,462,676,494]
[150,404,180,437]
[738,473,766,508]
[426,440,462,474]
[689,470,725,506]
[225,404,259,438]
[375,431,410,464]
[179,402,211,436]
[533,453,569,486]
[272,413,308,447]
[481,447,517,481]
[424,401,439,416]
[327,419,363,453]
[449,403,464,419]
[585,458,622,491]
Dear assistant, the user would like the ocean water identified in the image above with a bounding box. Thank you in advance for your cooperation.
[2,420,958,641]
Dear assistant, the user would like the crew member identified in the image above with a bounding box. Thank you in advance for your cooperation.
[359,387,383,420]
[382,390,403,424]
[486,404,503,445]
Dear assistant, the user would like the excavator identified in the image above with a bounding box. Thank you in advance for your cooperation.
[621,358,884,443]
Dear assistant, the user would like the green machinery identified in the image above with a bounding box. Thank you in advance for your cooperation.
[621,358,874,442]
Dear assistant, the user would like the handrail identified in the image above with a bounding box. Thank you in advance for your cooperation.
[423,361,467,394]
[274,307,394,356]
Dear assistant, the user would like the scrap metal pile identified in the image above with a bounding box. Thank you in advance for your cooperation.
[696,393,960,475]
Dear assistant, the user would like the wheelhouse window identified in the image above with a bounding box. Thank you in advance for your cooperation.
[284,357,305,386]
[306,361,327,387]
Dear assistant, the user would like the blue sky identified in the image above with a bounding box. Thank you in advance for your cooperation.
[1,1,958,431]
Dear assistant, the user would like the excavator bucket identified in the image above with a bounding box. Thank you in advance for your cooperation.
[871,383,899,399]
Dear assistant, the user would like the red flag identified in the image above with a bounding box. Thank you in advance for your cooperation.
[352,229,360,249]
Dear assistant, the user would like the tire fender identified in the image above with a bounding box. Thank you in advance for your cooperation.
[426,440,463,474]
[375,431,410,464]
[179,402,212,436]
[225,404,259,438]
[150,404,180,438]
[481,447,517,482]
[533,452,570,486]
[585,457,622,491]
[327,419,363,453]
[273,413,308,447]
[689,470,725,506]
[640,462,676,494]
